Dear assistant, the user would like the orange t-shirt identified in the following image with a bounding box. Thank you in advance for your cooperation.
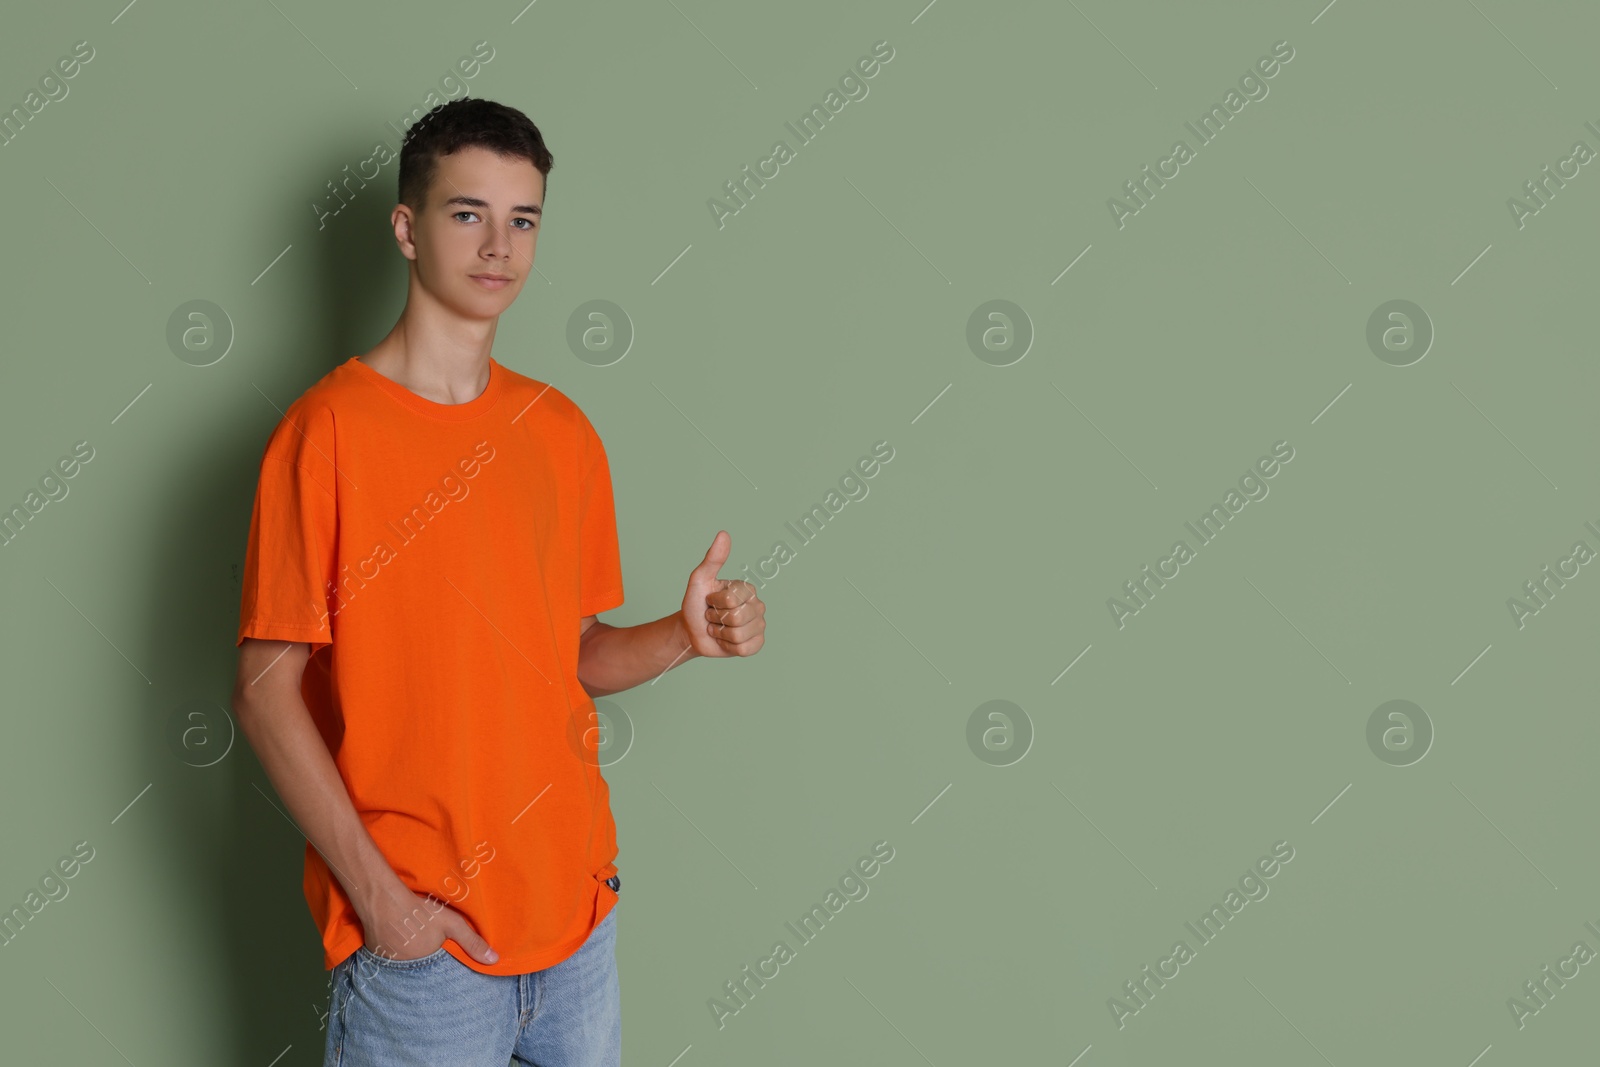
[236,354,625,975]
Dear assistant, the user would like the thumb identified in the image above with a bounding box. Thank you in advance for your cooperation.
[447,911,498,964]
[696,530,731,577]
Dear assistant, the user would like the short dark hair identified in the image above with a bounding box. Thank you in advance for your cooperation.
[397,98,554,213]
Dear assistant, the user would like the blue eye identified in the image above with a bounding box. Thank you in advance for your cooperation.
[454,212,534,229]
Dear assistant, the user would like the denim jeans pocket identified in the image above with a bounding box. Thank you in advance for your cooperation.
[355,943,451,971]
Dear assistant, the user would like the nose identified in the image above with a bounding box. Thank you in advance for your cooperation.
[480,219,512,259]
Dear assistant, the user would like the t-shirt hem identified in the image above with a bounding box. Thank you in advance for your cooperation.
[324,891,619,975]
[579,588,625,616]
[236,620,331,648]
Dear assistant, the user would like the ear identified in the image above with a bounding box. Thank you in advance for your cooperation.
[392,204,419,261]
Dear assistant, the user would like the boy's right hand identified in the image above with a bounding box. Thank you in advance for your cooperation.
[357,882,499,965]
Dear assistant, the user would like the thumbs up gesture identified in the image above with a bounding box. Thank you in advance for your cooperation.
[679,530,766,659]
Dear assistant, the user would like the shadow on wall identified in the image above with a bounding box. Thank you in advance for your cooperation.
[146,125,411,1066]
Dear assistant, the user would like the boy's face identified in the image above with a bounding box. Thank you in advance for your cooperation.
[397,145,543,318]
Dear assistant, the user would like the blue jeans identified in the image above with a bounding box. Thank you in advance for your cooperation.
[324,907,620,1066]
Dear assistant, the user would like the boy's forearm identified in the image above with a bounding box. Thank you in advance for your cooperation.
[233,681,404,917]
[577,614,701,697]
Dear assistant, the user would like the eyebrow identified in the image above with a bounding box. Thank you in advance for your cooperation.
[443,195,541,216]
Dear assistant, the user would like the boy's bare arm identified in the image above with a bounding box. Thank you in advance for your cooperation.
[575,531,768,698]
[577,614,700,698]
[231,639,499,964]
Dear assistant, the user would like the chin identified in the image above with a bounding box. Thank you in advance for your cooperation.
[465,286,516,308]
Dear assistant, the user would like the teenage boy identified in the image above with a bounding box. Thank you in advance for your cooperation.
[232,98,766,1067]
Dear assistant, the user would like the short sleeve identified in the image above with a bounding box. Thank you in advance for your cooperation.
[236,404,340,652]
[578,420,625,617]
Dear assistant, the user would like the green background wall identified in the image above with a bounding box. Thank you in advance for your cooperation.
[2,0,1597,1063]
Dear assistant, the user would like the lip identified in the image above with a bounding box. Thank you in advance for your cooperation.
[471,274,513,290]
